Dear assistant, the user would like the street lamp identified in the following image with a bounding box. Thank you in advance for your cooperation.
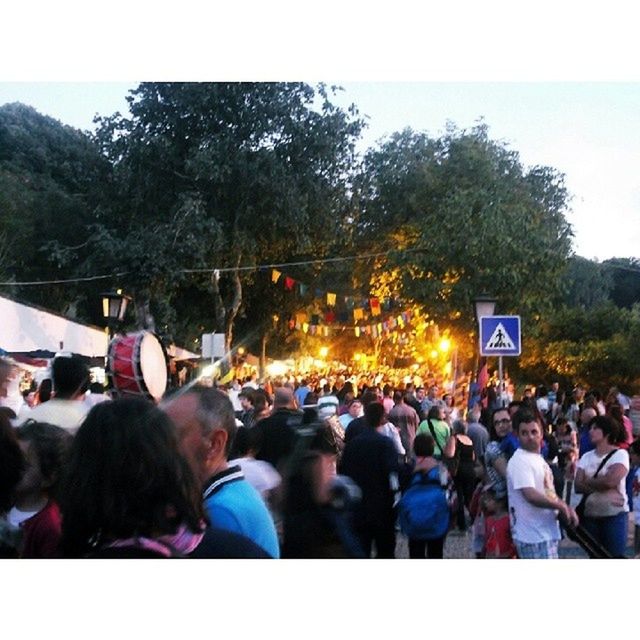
[101,289,131,339]
[473,294,497,326]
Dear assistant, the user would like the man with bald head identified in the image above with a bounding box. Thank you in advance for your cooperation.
[163,385,280,558]
[251,386,303,471]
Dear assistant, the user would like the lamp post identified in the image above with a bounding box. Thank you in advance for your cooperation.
[101,289,131,341]
[473,294,497,406]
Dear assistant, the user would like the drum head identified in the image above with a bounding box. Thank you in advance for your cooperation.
[139,333,168,401]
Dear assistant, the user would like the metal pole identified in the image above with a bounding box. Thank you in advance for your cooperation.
[498,356,504,407]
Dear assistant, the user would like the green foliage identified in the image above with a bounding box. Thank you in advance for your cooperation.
[562,255,613,309]
[603,257,640,309]
[355,123,574,337]
[518,303,640,393]
[0,103,110,313]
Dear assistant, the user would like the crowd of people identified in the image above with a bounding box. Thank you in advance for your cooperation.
[1,354,638,559]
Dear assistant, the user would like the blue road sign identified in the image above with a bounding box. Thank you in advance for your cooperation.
[479,316,521,356]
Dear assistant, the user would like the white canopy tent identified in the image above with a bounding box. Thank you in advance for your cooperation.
[0,293,108,358]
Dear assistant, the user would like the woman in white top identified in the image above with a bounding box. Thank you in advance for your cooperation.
[574,415,630,557]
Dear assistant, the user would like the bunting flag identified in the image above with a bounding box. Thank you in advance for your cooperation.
[353,308,364,321]
[355,327,360,337]
[284,276,295,290]
[271,269,282,283]
[370,298,381,316]
[327,292,337,306]
[302,322,309,333]
[298,283,307,295]
[296,312,308,324]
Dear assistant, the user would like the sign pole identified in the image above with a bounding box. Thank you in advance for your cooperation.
[498,356,504,407]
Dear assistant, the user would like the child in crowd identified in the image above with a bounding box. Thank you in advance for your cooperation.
[481,487,516,559]
[629,440,640,558]
[6,421,72,558]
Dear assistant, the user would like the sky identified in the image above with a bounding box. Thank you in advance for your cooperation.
[1,80,638,263]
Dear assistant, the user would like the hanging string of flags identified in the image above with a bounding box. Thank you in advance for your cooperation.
[270,268,402,321]
[288,308,419,338]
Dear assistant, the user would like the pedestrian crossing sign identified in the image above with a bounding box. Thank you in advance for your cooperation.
[479,315,521,356]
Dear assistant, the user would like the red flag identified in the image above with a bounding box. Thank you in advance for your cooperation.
[284,276,295,290]
[477,358,489,408]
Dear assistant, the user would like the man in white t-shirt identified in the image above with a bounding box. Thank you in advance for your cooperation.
[507,408,578,559]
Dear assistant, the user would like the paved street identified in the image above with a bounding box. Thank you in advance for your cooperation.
[394,514,637,559]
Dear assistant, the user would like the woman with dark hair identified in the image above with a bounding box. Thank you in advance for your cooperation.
[281,424,364,558]
[606,403,633,448]
[449,419,476,531]
[574,415,630,557]
[59,398,269,558]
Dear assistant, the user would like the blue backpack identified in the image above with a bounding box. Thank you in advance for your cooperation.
[398,468,449,540]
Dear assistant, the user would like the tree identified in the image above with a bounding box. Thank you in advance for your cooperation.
[603,258,640,309]
[0,103,110,316]
[354,123,574,359]
[562,255,613,309]
[86,82,364,350]
[517,303,640,393]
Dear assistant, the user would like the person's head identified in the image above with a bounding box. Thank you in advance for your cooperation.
[427,404,445,421]
[51,355,89,400]
[490,407,512,440]
[467,405,481,424]
[606,403,625,427]
[580,406,597,427]
[508,400,523,417]
[382,384,393,398]
[14,420,73,502]
[442,393,453,407]
[37,379,53,403]
[0,413,26,512]
[238,389,254,411]
[322,383,331,395]
[364,401,385,428]
[302,391,318,406]
[347,398,363,418]
[163,386,238,483]
[393,390,404,405]
[512,408,543,453]
[573,385,585,402]
[360,389,379,409]
[413,433,435,458]
[588,414,625,446]
[415,387,425,402]
[481,488,506,516]
[427,385,438,400]
[60,397,204,557]
[273,386,297,410]
[629,439,640,467]
[452,419,467,436]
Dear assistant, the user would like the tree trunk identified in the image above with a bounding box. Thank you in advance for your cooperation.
[260,333,267,379]
[134,293,156,332]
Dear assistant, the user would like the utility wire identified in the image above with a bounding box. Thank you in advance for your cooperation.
[0,248,416,286]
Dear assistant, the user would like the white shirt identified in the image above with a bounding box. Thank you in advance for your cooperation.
[25,398,89,433]
[576,448,629,512]
[507,448,561,544]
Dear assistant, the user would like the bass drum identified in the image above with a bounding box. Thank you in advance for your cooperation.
[107,331,168,402]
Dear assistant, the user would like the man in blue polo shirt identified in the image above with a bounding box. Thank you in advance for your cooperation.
[164,386,280,558]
